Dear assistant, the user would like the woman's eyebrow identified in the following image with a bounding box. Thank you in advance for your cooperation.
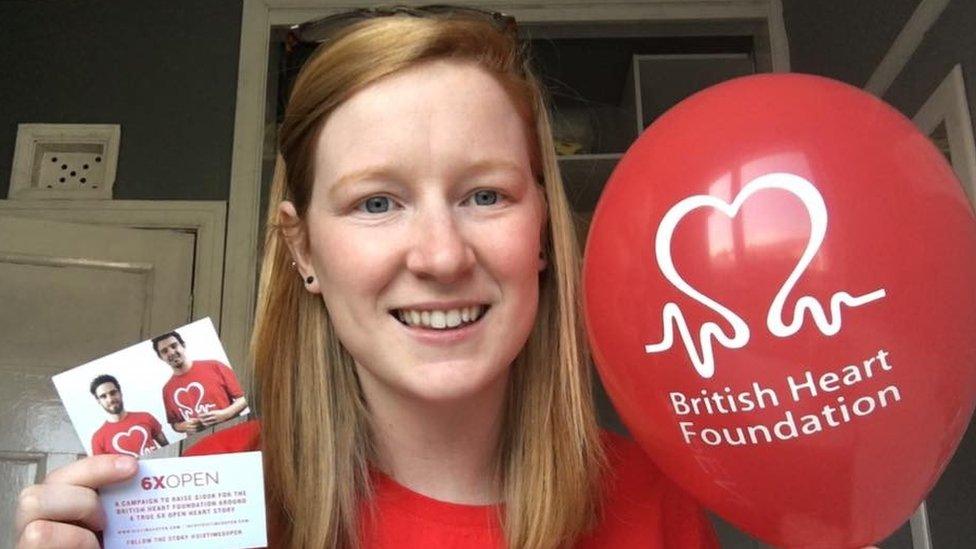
[460,159,526,178]
[327,166,398,198]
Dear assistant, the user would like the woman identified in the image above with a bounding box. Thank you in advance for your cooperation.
[16,8,716,548]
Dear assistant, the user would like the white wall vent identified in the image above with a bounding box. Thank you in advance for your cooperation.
[8,123,120,200]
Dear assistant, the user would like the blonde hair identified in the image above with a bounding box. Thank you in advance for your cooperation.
[251,14,605,548]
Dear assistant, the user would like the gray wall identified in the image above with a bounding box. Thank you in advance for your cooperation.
[0,0,242,201]
[785,1,976,547]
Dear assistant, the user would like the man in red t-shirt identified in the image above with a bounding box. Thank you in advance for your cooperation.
[152,330,248,433]
[89,374,168,457]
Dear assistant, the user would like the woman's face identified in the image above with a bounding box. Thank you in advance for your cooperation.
[283,59,546,405]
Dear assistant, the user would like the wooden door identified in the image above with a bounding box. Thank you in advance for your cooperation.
[0,216,194,546]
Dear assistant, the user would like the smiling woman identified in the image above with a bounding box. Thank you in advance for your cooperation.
[252,13,613,547]
[13,7,718,549]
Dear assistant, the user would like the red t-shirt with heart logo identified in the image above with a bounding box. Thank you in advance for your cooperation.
[161,360,245,425]
[91,411,163,457]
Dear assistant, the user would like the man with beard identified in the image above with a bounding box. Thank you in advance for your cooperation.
[152,330,248,433]
[89,375,168,456]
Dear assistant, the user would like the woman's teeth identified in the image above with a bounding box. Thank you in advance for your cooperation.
[395,305,486,329]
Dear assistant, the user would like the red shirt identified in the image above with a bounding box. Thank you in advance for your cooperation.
[186,422,718,548]
[91,411,164,457]
[161,360,244,424]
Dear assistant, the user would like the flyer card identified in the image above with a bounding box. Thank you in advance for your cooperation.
[100,451,267,549]
[52,318,249,457]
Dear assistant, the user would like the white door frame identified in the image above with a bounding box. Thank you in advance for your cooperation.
[222,0,788,368]
[864,0,952,97]
[913,64,976,206]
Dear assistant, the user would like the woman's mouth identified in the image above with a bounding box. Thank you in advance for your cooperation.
[391,305,490,330]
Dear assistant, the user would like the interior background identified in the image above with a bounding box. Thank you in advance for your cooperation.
[1,1,973,547]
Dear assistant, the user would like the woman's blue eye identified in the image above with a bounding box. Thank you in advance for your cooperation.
[472,190,498,206]
[361,196,392,213]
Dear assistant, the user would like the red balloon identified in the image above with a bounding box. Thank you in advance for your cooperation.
[583,74,976,547]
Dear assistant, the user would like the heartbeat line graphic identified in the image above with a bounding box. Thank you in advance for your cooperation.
[645,302,748,379]
[644,173,887,379]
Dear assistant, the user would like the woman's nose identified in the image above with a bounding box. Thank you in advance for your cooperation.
[405,208,475,282]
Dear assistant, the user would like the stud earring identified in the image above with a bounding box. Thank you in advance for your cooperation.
[305,275,314,284]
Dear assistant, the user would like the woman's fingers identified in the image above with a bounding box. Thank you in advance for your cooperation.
[44,454,137,488]
[16,483,105,534]
[14,455,138,546]
[17,519,100,549]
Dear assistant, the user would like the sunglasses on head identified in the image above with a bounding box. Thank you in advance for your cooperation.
[288,4,518,46]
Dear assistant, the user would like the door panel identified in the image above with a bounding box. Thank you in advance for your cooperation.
[2,257,152,367]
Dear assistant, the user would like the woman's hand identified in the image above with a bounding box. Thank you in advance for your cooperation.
[15,454,138,548]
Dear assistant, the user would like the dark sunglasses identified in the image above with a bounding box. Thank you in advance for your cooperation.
[288,4,518,46]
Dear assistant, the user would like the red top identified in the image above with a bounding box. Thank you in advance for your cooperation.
[161,360,244,424]
[91,411,163,457]
[186,421,717,548]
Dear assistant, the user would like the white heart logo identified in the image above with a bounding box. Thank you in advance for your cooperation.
[173,381,206,419]
[644,172,886,379]
[111,425,150,457]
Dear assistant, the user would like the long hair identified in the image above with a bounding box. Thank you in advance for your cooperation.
[251,14,605,548]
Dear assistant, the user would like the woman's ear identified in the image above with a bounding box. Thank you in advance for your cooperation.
[278,200,321,294]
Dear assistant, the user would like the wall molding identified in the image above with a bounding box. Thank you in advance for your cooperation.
[267,1,772,25]
[864,0,951,97]
[223,0,272,371]
[767,0,790,72]
[913,64,976,206]
[910,501,933,549]
[0,200,226,329]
